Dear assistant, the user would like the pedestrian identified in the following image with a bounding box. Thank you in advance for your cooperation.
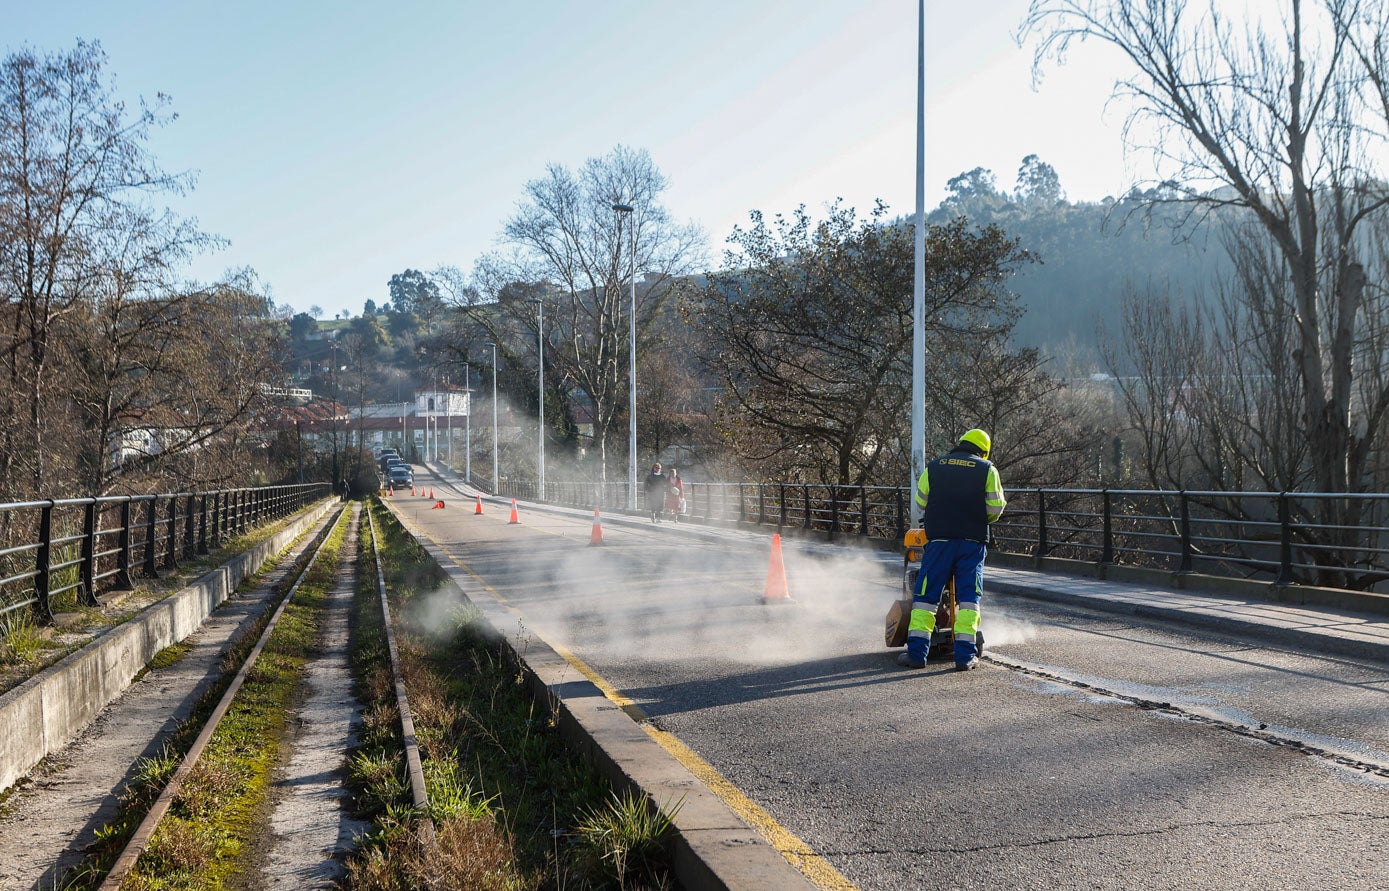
[665,468,685,522]
[899,428,1007,672]
[643,462,667,522]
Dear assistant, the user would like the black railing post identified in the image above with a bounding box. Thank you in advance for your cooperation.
[758,486,766,526]
[1037,490,1050,560]
[779,484,787,528]
[81,501,100,606]
[166,496,179,570]
[34,502,54,624]
[1101,489,1114,565]
[738,484,747,524]
[183,494,196,559]
[829,486,841,540]
[1276,493,1294,585]
[859,486,868,536]
[197,494,209,555]
[209,491,222,548]
[894,489,905,542]
[1179,490,1193,573]
[802,484,811,531]
[143,498,160,578]
[115,499,134,589]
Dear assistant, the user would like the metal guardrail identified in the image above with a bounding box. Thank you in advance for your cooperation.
[0,483,331,625]
[992,488,1389,591]
[498,480,1389,591]
[498,480,910,541]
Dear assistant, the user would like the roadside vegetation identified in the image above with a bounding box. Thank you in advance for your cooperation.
[344,499,678,890]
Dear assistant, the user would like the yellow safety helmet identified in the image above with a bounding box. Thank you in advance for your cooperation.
[959,428,992,459]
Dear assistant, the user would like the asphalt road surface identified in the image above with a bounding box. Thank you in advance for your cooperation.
[394,473,1389,891]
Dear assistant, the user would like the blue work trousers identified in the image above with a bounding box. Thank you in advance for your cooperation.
[907,538,986,665]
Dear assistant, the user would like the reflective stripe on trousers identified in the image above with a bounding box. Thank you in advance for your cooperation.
[906,538,986,665]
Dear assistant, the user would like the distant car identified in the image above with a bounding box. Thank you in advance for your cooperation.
[386,464,413,487]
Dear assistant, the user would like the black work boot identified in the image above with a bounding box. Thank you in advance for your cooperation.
[897,652,926,669]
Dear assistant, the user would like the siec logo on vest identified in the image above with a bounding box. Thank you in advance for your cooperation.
[942,458,977,467]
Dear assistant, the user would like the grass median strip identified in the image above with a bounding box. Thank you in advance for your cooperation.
[345,499,679,890]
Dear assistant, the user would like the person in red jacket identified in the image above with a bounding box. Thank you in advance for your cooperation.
[665,468,685,522]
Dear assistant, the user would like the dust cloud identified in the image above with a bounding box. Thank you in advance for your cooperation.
[396,495,1040,669]
[480,532,1040,669]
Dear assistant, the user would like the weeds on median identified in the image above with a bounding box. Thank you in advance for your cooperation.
[344,500,679,890]
[0,610,51,666]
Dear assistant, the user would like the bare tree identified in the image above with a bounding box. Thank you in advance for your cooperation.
[462,146,704,481]
[1023,0,1389,497]
[0,41,196,497]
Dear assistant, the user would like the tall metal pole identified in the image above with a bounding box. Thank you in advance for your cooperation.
[486,341,499,488]
[529,299,545,498]
[911,0,927,503]
[613,202,637,511]
[464,362,471,483]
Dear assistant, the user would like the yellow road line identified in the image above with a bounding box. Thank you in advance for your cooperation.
[550,640,859,891]
[417,524,858,891]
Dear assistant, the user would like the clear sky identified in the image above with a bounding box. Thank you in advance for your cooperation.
[9,0,1133,319]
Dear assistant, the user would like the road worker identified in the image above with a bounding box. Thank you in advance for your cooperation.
[899,428,1007,672]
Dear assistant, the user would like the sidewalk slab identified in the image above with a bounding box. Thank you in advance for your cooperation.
[990,565,1389,663]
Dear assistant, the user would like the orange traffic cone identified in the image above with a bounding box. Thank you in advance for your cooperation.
[432,499,445,509]
[474,495,484,515]
[589,509,605,546]
[410,486,416,496]
[429,489,434,499]
[762,534,792,603]
[508,499,520,524]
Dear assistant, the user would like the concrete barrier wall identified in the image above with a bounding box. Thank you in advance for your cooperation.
[0,499,336,794]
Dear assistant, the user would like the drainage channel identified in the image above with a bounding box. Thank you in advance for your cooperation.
[90,500,430,889]
[97,503,357,888]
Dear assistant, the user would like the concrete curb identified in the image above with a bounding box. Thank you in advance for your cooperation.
[383,499,818,891]
[0,499,337,795]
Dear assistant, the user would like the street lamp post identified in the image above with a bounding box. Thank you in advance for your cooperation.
[485,341,499,489]
[911,0,927,497]
[613,202,638,512]
[527,299,545,499]
[464,362,471,483]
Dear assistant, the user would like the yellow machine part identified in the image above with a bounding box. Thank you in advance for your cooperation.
[890,528,956,654]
